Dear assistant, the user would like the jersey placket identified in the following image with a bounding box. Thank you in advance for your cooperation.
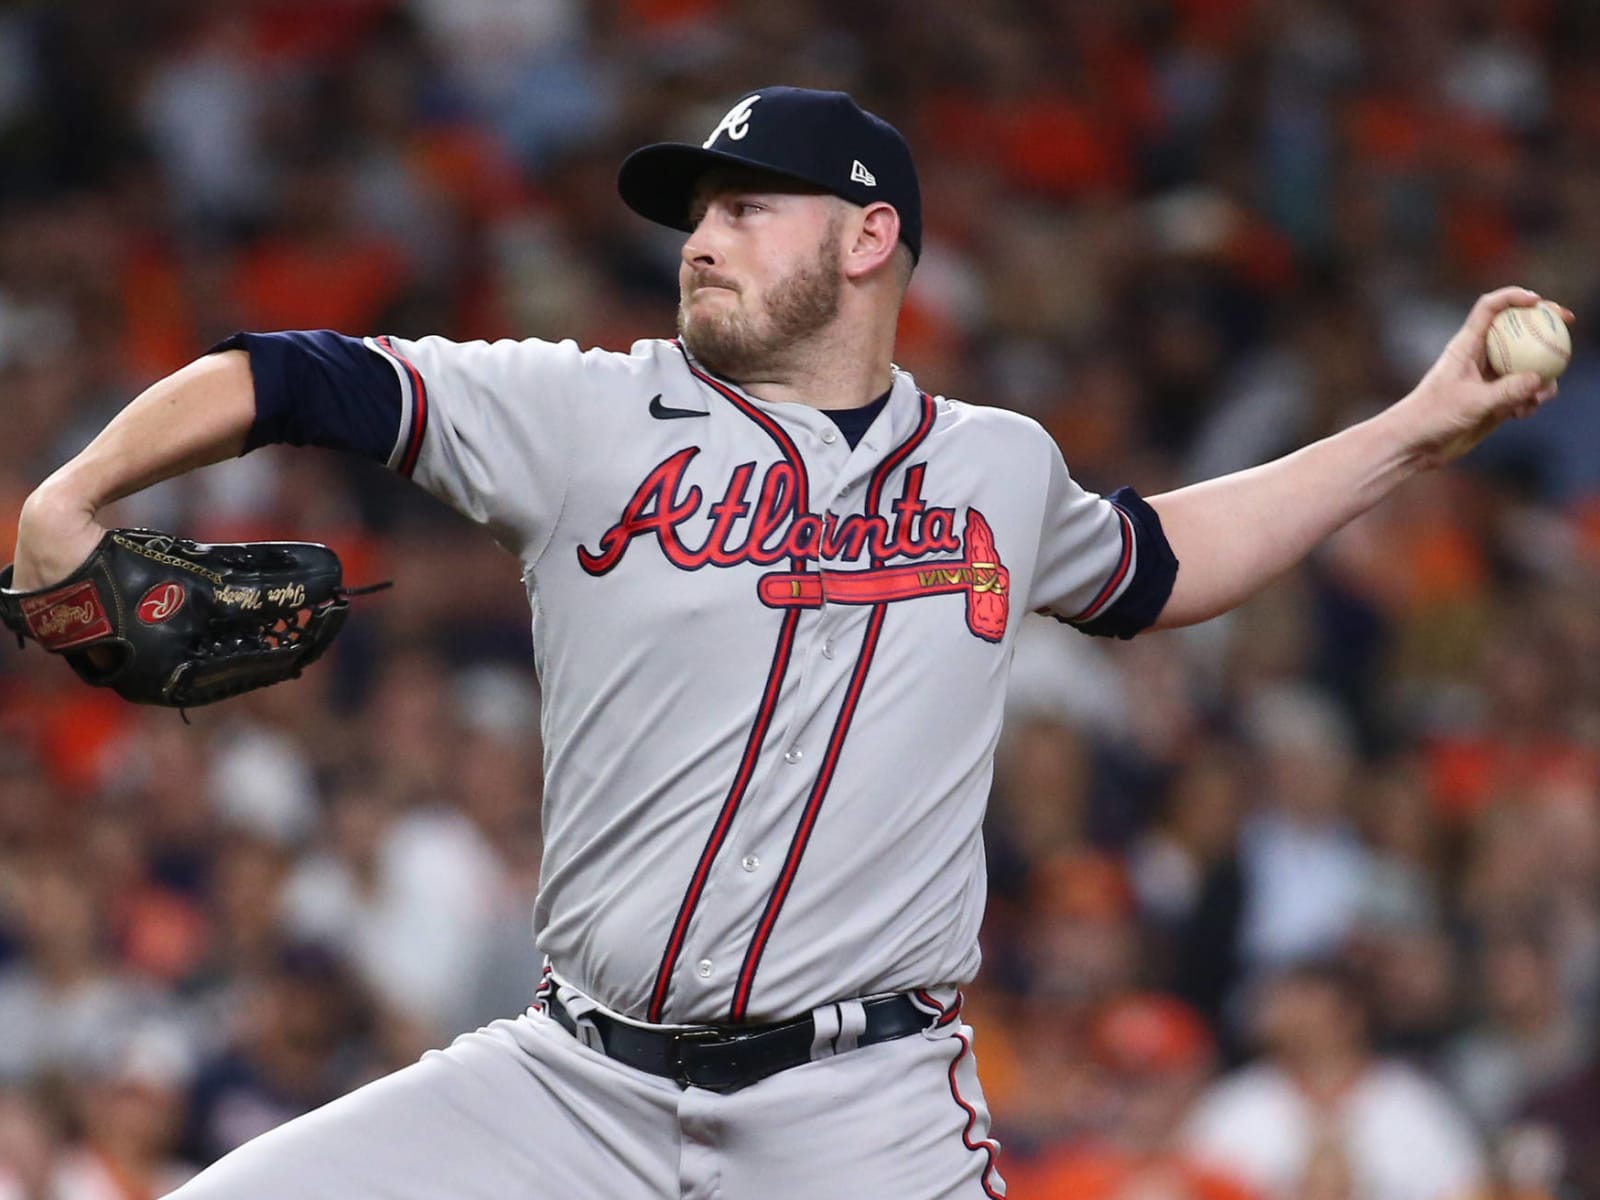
[666,408,861,1019]
[756,411,875,810]
[725,392,938,1022]
[648,375,929,1023]
[747,402,908,799]
[638,366,812,1022]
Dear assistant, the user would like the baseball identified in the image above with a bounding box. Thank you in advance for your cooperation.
[1486,301,1571,381]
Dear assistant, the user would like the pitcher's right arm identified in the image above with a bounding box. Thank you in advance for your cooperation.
[13,350,256,590]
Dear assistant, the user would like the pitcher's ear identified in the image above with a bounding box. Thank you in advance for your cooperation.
[844,202,902,281]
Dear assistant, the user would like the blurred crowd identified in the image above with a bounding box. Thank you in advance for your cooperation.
[4,0,1600,1197]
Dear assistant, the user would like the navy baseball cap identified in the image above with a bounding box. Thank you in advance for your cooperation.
[618,87,922,261]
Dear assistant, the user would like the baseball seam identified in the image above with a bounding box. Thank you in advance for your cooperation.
[1492,307,1570,375]
[1524,308,1571,364]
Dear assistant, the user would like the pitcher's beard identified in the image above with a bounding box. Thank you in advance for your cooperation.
[678,237,843,382]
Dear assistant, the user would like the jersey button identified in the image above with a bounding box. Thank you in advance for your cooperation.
[821,640,835,659]
[821,428,838,445]
[742,854,760,872]
[784,747,803,764]
[696,959,714,978]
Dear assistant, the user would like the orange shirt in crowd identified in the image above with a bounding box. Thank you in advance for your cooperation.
[1425,735,1600,820]
[232,236,407,336]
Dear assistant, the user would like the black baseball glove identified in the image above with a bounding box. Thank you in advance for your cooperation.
[0,528,384,708]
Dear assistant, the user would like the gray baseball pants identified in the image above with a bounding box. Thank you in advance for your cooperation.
[164,1000,1006,1198]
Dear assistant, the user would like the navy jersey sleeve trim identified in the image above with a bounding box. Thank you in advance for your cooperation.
[369,335,429,476]
[208,330,402,463]
[1068,486,1178,641]
[820,385,892,450]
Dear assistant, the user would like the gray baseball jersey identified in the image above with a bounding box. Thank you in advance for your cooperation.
[170,325,1176,1200]
[150,78,1185,1198]
[364,332,1152,1026]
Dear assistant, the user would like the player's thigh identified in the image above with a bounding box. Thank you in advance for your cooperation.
[166,1011,682,1200]
[719,1023,1006,1199]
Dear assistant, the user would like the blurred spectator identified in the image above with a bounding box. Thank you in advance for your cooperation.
[1235,684,1372,981]
[0,853,175,1085]
[1351,756,1444,940]
[1358,922,1459,1061]
[449,709,546,1028]
[1181,960,1487,1200]
[1460,798,1600,1026]
[51,1023,199,1200]
[279,768,506,1036]
[1515,1049,1600,1200]
[191,834,294,997]
[138,13,271,233]
[1444,921,1591,1132]
[1006,993,1256,1200]
[1128,745,1246,1035]
[204,717,320,847]
[993,849,1142,1148]
[987,716,1094,863]
[1347,757,1459,1057]
[0,1087,58,1200]
[182,943,371,1166]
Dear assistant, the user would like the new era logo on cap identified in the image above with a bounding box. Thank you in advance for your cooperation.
[617,86,923,261]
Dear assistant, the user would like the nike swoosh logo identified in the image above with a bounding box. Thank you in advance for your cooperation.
[649,394,707,420]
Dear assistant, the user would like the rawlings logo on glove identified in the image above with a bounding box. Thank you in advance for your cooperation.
[0,529,387,709]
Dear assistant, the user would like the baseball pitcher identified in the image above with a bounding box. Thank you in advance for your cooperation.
[5,87,1569,1198]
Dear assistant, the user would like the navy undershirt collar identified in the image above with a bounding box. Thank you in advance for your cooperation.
[821,386,892,449]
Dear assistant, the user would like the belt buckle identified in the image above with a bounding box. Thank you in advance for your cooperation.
[672,1026,747,1093]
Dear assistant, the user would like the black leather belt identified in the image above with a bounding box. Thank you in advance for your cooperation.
[544,991,928,1093]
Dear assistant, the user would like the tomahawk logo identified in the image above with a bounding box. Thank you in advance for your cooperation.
[704,96,761,147]
[756,509,1009,642]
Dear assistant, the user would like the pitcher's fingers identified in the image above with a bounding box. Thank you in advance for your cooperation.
[1513,380,1560,418]
[1446,286,1543,359]
[1493,370,1545,410]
